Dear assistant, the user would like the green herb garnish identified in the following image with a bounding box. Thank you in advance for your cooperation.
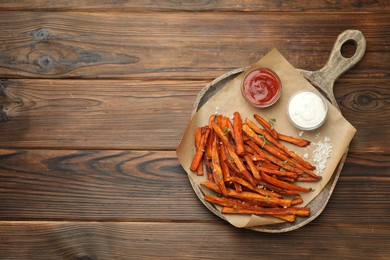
[268,118,276,130]
[258,134,268,147]
[223,127,231,135]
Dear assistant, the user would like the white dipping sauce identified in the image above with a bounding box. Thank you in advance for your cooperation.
[287,91,328,130]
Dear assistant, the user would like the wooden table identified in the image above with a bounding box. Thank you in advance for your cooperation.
[0,1,389,259]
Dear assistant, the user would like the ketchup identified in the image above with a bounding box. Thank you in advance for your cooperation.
[241,68,281,107]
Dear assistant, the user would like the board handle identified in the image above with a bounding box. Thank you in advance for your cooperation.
[299,30,366,106]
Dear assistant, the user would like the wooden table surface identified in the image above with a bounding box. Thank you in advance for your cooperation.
[0,1,389,259]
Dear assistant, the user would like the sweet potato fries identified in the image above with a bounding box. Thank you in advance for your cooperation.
[189,112,320,223]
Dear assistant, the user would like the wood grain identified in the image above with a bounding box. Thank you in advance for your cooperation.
[0,79,389,152]
[0,221,389,259]
[0,0,390,260]
[335,79,390,153]
[0,0,388,12]
[0,79,204,149]
[0,12,388,79]
[0,149,388,223]
[0,2,388,257]
[0,149,214,221]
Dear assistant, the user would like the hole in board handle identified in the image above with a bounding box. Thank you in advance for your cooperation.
[340,39,357,59]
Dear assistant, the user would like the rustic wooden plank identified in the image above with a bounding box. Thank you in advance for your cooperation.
[0,149,214,221]
[0,149,388,223]
[0,12,388,79]
[0,0,388,12]
[320,152,390,224]
[0,221,389,259]
[0,79,204,150]
[1,79,389,152]
[334,79,390,154]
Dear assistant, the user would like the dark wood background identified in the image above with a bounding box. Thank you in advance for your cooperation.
[0,1,389,259]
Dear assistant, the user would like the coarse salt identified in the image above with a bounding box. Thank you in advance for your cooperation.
[311,136,333,174]
[215,106,219,115]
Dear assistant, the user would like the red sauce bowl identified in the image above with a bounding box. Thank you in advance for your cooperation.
[241,68,282,108]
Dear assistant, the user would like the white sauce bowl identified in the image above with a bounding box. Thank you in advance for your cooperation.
[287,90,328,131]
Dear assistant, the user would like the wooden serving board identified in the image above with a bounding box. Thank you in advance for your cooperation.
[189,30,366,233]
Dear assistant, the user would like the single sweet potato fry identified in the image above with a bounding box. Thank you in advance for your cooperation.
[274,214,296,222]
[278,133,310,147]
[205,131,213,160]
[297,176,321,182]
[211,138,228,196]
[194,127,202,148]
[244,154,261,180]
[211,121,230,146]
[190,126,210,171]
[201,180,221,194]
[256,161,280,170]
[291,197,303,206]
[233,112,246,156]
[256,166,298,179]
[277,176,296,183]
[229,176,281,198]
[261,172,311,193]
[205,115,216,159]
[225,117,236,141]
[222,206,310,217]
[226,188,292,207]
[253,114,279,139]
[257,180,300,197]
[219,143,231,182]
[204,195,244,208]
[194,128,204,176]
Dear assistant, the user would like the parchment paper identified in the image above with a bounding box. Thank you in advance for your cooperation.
[177,49,356,228]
